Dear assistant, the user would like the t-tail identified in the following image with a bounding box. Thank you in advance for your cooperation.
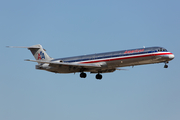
[7,44,53,62]
[28,44,52,61]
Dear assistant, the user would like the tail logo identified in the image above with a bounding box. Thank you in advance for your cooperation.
[37,51,45,60]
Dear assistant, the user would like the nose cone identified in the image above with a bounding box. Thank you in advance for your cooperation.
[169,53,175,60]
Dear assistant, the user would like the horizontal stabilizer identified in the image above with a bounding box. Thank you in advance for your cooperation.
[6,46,40,49]
[6,45,47,51]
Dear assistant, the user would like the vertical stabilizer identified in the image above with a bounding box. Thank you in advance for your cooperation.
[28,44,52,61]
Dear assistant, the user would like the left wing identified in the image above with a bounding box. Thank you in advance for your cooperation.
[25,59,101,68]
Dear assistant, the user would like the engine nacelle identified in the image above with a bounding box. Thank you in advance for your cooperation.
[36,64,50,70]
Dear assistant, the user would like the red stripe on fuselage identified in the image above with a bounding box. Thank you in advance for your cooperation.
[80,52,173,64]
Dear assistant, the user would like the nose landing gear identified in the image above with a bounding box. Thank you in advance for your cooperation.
[164,61,168,68]
[164,64,168,68]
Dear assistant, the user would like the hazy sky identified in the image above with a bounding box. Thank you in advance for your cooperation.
[1,0,180,120]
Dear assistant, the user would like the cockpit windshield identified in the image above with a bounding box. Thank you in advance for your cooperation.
[158,48,167,52]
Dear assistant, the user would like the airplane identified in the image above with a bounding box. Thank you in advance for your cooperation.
[7,44,174,80]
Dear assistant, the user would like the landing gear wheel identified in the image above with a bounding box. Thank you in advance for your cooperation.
[164,64,168,68]
[96,74,102,80]
[80,72,87,78]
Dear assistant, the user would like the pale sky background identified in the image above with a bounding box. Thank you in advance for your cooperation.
[1,0,180,120]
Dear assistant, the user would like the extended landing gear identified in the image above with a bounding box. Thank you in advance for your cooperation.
[96,73,102,80]
[80,72,87,78]
[164,64,168,68]
[79,72,103,80]
[164,62,168,68]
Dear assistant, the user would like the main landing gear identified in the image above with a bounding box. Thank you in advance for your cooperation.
[80,72,87,78]
[96,73,102,80]
[80,72,102,80]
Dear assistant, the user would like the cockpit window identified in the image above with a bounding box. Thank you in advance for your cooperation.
[158,48,162,51]
[163,49,167,51]
[158,48,167,52]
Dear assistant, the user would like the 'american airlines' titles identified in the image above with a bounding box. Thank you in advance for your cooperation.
[124,49,144,54]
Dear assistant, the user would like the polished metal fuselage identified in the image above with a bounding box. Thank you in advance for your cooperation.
[36,47,174,73]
